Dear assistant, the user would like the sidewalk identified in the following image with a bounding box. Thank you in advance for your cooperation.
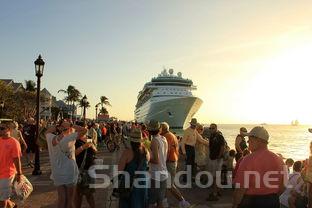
[17,146,233,208]
[18,146,120,208]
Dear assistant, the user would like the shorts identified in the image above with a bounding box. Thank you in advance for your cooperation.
[0,178,14,201]
[206,158,223,177]
[148,179,167,205]
[166,161,177,185]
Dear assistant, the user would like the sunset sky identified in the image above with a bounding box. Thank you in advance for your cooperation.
[1,0,312,124]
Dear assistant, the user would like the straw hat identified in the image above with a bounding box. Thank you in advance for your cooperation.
[129,128,143,143]
[147,119,160,131]
[190,118,198,126]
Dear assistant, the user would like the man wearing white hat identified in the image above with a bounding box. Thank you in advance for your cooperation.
[233,126,287,208]
[181,118,208,181]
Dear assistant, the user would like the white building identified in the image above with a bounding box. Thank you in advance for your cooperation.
[40,88,52,120]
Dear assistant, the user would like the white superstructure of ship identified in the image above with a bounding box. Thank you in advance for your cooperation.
[134,69,203,129]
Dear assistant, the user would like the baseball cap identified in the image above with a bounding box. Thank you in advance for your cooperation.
[245,126,269,141]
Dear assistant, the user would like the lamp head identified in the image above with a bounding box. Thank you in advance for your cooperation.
[34,55,45,77]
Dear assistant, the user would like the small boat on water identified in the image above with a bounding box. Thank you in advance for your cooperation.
[291,120,299,126]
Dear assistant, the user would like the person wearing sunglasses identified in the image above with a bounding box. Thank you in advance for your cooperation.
[45,120,88,208]
[0,121,23,208]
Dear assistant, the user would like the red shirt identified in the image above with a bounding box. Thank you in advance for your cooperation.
[0,137,22,179]
[233,157,243,180]
[234,148,286,195]
[101,127,107,136]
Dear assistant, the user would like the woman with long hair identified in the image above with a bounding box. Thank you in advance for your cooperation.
[75,121,97,208]
[118,128,150,208]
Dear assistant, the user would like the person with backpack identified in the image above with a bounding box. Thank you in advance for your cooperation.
[235,127,248,162]
[160,122,190,208]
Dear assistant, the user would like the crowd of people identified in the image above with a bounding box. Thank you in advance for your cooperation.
[2,117,312,208]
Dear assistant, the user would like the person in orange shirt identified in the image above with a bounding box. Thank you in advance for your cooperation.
[0,121,23,208]
[101,123,107,142]
[160,122,190,208]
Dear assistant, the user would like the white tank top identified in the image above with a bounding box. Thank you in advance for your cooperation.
[149,135,169,181]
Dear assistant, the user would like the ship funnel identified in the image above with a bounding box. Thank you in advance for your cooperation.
[169,68,174,75]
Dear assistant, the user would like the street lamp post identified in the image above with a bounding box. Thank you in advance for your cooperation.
[82,95,87,122]
[95,103,99,121]
[33,55,45,176]
[0,101,4,118]
[60,107,63,120]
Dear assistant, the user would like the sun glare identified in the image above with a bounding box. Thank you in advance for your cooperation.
[247,42,312,124]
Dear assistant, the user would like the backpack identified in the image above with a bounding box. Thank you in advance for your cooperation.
[209,133,226,160]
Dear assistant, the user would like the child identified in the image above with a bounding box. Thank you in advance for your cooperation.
[221,149,236,185]
[285,158,295,173]
[227,149,236,171]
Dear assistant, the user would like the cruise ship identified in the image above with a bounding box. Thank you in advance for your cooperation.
[134,69,203,129]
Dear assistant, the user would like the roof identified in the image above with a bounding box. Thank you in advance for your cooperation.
[41,88,52,96]
[12,82,24,91]
[0,79,14,85]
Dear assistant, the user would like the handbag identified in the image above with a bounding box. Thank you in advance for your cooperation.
[13,175,33,201]
[112,174,132,199]
[77,148,90,188]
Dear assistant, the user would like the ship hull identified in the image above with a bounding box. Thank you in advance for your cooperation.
[135,96,203,129]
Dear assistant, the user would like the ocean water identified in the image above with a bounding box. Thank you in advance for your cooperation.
[174,124,312,161]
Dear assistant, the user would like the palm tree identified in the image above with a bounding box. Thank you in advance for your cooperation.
[100,96,111,108]
[79,99,91,109]
[99,96,111,115]
[79,97,90,119]
[25,80,36,92]
[99,107,108,115]
[58,85,81,118]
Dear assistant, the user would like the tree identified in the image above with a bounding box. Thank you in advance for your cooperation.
[99,107,108,115]
[14,90,37,119]
[0,81,36,121]
[58,85,81,118]
[79,97,90,119]
[0,81,14,119]
[99,96,111,115]
[50,106,61,121]
[100,96,111,108]
[25,80,36,92]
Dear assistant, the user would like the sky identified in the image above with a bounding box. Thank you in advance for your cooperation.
[1,0,312,124]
